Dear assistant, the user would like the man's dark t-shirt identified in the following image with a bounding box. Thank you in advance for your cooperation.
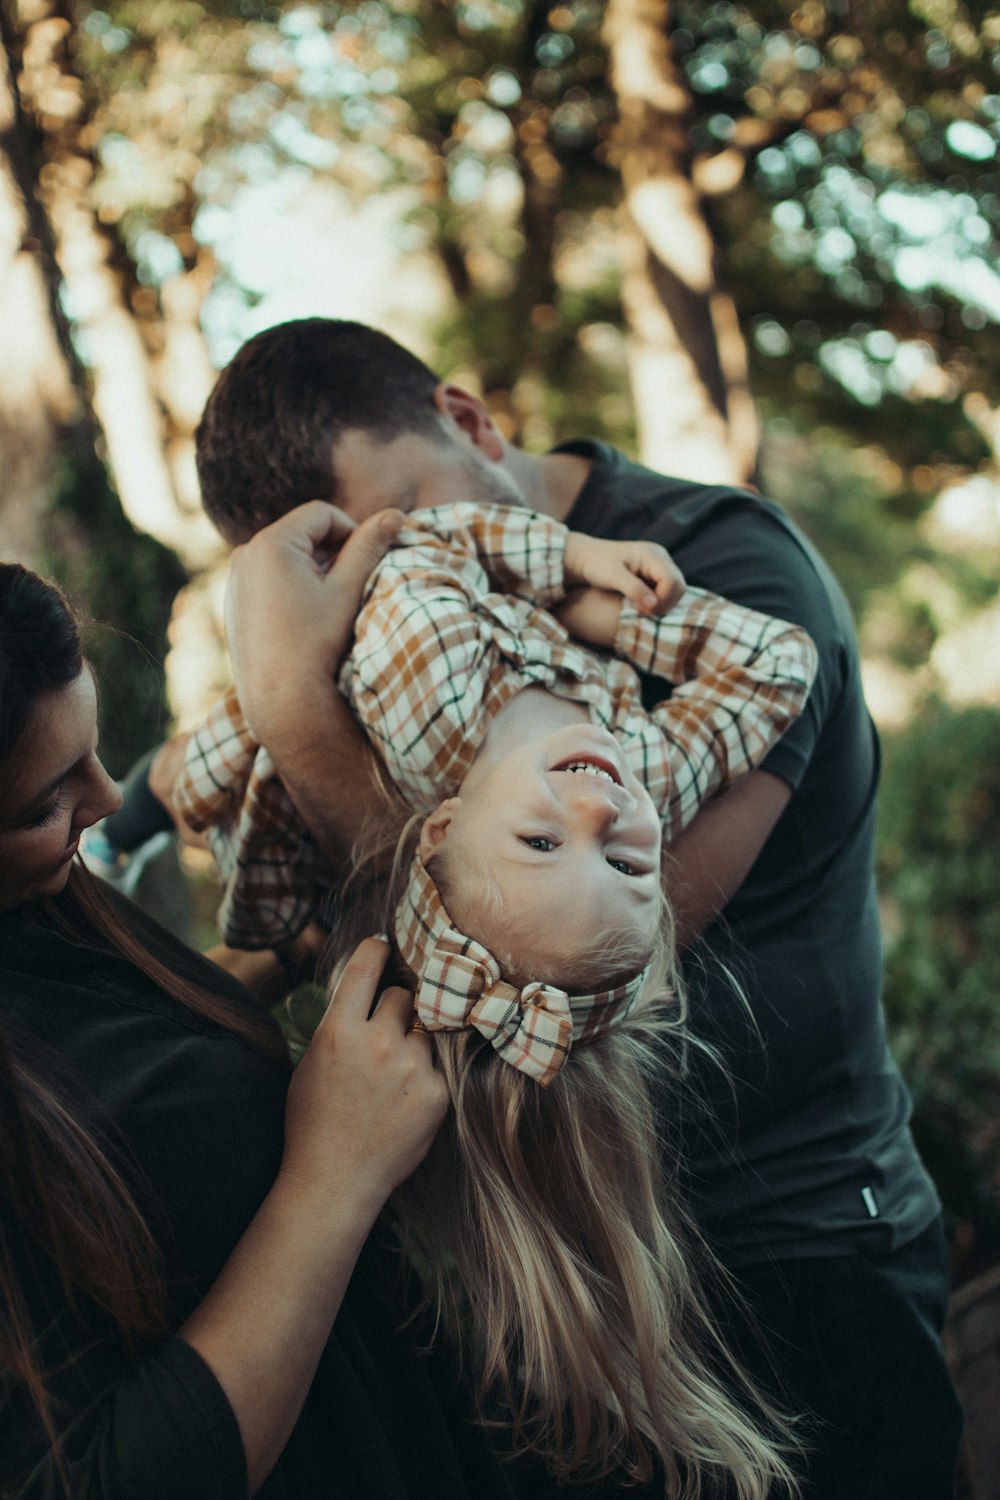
[561,440,939,1268]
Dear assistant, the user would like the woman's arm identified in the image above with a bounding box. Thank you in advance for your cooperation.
[1,940,446,1499]
[179,937,447,1492]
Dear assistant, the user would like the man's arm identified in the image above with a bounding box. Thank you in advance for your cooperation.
[223,503,402,868]
[666,768,792,950]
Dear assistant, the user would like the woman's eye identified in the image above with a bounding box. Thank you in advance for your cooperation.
[521,836,556,852]
[607,857,636,876]
[28,798,63,829]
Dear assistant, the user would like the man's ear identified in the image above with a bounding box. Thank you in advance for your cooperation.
[433,383,505,462]
[418,798,462,862]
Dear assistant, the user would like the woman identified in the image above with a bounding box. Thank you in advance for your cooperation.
[0,553,520,1500]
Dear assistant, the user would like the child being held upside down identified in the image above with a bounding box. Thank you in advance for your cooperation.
[171,499,817,1496]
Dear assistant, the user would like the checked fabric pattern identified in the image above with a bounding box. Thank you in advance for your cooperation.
[175,500,818,949]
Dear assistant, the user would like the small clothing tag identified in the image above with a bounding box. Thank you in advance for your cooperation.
[861,1186,879,1218]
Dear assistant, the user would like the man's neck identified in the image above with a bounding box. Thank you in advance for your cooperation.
[506,446,592,523]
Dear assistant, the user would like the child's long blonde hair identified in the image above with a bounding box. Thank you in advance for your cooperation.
[329,805,798,1497]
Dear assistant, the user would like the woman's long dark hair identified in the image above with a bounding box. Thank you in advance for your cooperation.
[0,564,287,1468]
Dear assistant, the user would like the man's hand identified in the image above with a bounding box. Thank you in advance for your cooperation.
[223,502,403,867]
[563,533,684,617]
[225,501,403,746]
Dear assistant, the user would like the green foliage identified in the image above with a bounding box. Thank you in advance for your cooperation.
[40,435,184,779]
[760,417,922,616]
[877,699,1000,1261]
[676,0,1000,479]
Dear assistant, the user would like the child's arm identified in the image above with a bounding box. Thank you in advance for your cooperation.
[171,689,329,949]
[419,503,682,616]
[564,530,683,615]
[558,584,818,843]
[623,590,817,840]
[343,527,520,802]
[346,516,677,805]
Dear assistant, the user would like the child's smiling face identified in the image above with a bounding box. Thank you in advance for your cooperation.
[419,723,663,989]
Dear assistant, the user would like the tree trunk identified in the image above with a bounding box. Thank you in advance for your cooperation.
[0,23,79,561]
[0,4,185,775]
[10,0,219,566]
[603,0,757,484]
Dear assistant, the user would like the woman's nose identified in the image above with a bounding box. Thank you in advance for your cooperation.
[79,754,123,829]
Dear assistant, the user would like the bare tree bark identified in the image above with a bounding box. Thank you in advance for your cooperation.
[0,4,185,773]
[11,0,219,565]
[0,19,78,560]
[603,0,757,484]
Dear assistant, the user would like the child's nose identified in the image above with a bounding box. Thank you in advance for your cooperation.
[567,786,621,832]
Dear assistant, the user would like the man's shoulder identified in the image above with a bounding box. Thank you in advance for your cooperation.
[561,439,844,617]
[559,439,795,548]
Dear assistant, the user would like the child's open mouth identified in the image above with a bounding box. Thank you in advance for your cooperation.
[550,755,622,786]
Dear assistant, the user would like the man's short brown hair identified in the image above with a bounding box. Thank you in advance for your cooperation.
[196,318,442,544]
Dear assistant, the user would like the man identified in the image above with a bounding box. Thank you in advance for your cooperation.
[172,318,961,1496]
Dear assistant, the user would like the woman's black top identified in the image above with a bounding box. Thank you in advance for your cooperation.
[0,888,515,1500]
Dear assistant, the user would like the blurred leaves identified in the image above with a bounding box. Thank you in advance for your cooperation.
[878,700,1000,1265]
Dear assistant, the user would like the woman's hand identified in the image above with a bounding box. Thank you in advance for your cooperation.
[180,936,446,1493]
[563,533,684,616]
[281,937,449,1216]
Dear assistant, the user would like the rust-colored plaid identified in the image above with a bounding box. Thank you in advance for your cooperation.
[175,501,817,948]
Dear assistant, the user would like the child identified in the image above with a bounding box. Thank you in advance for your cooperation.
[170,499,815,1496]
[177,502,815,978]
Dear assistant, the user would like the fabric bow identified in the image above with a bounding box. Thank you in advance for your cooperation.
[394,855,648,1087]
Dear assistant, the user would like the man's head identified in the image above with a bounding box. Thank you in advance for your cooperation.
[196,318,525,544]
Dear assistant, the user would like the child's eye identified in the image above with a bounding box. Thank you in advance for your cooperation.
[607,857,637,876]
[520,836,556,852]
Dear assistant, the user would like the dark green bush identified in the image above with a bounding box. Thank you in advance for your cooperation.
[877,699,1000,1275]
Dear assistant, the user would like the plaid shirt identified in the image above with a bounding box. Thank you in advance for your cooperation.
[175,502,817,948]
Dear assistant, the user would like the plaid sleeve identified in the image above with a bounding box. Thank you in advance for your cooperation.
[344,525,552,806]
[614,588,818,841]
[172,688,256,835]
[415,502,567,604]
[173,687,327,949]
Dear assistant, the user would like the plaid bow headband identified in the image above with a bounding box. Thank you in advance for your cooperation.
[393,854,650,1087]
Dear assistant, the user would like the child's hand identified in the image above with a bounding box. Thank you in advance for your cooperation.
[553,587,626,649]
[563,533,684,616]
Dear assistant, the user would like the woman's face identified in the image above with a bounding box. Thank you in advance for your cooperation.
[0,670,121,912]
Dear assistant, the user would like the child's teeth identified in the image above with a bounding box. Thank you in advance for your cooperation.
[565,762,614,781]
